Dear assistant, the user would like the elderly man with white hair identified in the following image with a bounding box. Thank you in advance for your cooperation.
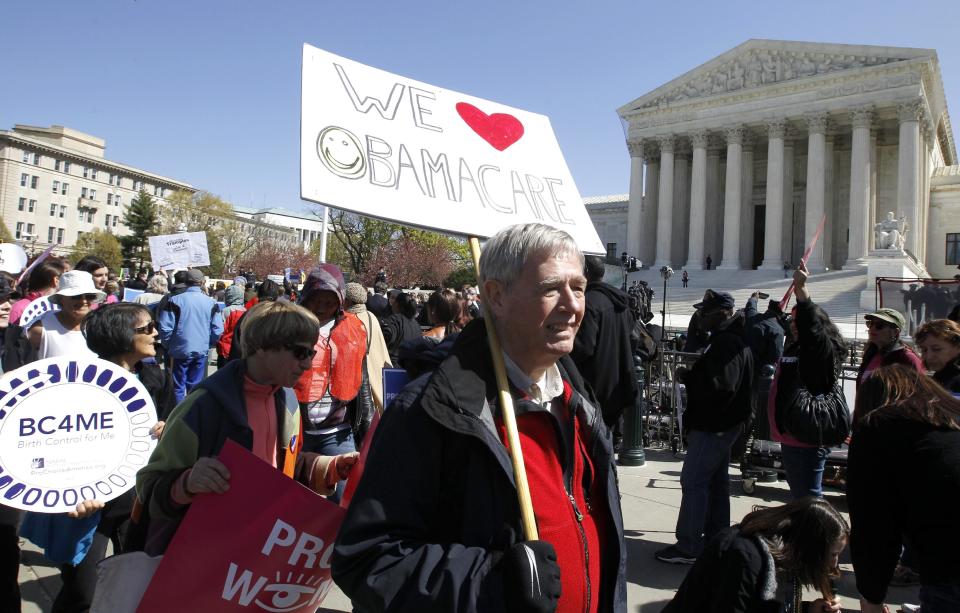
[332,223,627,613]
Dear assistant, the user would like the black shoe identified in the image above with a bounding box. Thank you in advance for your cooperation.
[654,544,696,564]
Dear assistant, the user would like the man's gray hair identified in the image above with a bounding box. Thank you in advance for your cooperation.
[479,223,583,289]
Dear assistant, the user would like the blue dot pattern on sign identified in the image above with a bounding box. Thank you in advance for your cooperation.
[0,358,155,511]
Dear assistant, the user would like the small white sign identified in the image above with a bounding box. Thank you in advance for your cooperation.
[300,44,603,254]
[18,296,59,331]
[148,232,210,271]
[0,244,28,275]
[0,357,158,513]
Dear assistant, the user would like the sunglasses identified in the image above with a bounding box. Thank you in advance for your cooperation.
[865,319,893,330]
[134,322,156,335]
[284,343,318,361]
[68,293,100,303]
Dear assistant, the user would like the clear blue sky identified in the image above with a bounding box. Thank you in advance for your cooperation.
[2,0,957,214]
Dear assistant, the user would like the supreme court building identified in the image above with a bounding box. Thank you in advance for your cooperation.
[616,40,960,282]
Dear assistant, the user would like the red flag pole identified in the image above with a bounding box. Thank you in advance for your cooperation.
[780,214,826,311]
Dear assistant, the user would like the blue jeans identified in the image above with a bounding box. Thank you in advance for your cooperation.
[920,580,960,613]
[302,427,355,503]
[780,445,828,498]
[676,426,741,555]
[171,354,208,403]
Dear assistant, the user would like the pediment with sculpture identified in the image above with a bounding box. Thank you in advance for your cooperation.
[636,47,923,110]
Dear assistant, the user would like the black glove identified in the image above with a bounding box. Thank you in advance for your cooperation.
[502,540,561,613]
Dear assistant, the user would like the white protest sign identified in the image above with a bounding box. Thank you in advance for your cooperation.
[148,232,210,271]
[300,45,603,254]
[0,357,158,513]
[18,296,59,331]
[0,244,28,275]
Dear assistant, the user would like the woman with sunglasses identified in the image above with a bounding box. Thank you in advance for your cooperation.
[854,307,923,424]
[26,270,103,360]
[30,304,176,612]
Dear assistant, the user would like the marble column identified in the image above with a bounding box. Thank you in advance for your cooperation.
[704,138,724,267]
[804,113,828,271]
[739,132,756,269]
[781,138,796,265]
[626,140,644,261]
[897,101,922,257]
[641,155,659,266]
[685,130,708,270]
[671,147,691,267]
[718,126,744,270]
[846,106,873,267]
[654,136,675,267]
[823,133,835,269]
[760,119,786,269]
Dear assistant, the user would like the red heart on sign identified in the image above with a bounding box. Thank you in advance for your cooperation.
[455,102,525,151]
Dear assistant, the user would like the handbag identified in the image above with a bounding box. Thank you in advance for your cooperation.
[780,379,851,447]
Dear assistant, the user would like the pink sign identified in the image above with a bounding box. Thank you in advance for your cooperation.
[138,440,345,613]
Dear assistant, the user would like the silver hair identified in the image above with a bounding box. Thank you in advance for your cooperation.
[479,223,583,289]
[147,274,169,294]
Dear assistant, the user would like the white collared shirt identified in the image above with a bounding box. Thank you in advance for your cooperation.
[502,353,564,418]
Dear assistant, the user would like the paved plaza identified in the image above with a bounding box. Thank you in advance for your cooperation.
[16,448,919,612]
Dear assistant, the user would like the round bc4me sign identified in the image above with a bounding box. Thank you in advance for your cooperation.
[0,357,158,513]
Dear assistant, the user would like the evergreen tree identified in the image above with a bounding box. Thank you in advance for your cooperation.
[122,189,159,269]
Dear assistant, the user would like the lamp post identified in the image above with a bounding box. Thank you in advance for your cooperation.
[659,266,673,333]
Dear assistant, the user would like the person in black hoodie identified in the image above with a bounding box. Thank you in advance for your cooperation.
[657,289,754,564]
[849,365,960,613]
[914,319,960,393]
[571,255,639,439]
[380,291,421,365]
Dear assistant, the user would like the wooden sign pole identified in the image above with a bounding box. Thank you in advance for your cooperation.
[469,237,539,541]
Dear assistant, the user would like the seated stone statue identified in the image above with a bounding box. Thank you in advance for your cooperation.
[874,211,906,250]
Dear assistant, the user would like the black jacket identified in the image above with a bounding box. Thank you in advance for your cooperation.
[664,526,782,613]
[683,313,754,432]
[847,412,960,604]
[381,313,421,366]
[332,320,627,612]
[743,296,784,374]
[137,361,177,420]
[933,361,960,393]
[367,293,391,320]
[571,282,639,427]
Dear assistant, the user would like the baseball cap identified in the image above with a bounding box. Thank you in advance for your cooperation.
[865,307,906,330]
[185,269,205,285]
[693,289,735,311]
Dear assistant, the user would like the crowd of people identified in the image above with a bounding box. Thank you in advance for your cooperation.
[0,222,957,612]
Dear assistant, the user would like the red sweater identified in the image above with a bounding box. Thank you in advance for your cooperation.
[497,383,606,613]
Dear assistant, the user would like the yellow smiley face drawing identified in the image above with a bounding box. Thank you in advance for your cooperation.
[316,126,366,179]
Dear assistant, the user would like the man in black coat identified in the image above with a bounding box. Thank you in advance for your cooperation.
[571,255,639,441]
[366,281,391,320]
[656,290,753,565]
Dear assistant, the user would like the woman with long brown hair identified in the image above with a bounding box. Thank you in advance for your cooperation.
[914,319,960,393]
[848,364,960,613]
[664,497,847,612]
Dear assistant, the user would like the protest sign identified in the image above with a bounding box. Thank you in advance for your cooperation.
[0,243,28,275]
[139,440,344,613]
[0,357,158,513]
[122,287,145,303]
[18,296,59,330]
[147,232,210,271]
[300,44,603,254]
[381,368,409,409]
[17,244,57,285]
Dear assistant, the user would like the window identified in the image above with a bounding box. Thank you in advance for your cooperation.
[20,173,27,187]
[89,189,97,200]
[77,231,84,242]
[28,200,36,213]
[86,210,94,223]
[63,161,71,173]
[54,160,61,172]
[81,187,88,199]
[15,223,23,239]
[83,167,90,179]
[948,234,960,265]
[47,227,55,243]
[133,179,143,191]
[104,214,111,227]
[107,194,113,206]
[50,203,57,217]
[59,205,66,219]
[115,195,121,207]
[22,151,29,163]
[606,243,617,260]
[57,228,64,244]
[90,169,97,181]
[61,182,68,195]
[33,153,40,166]
[30,176,38,189]
[78,209,86,222]
[52,180,60,193]
[18,198,25,212]
[26,223,35,235]
[112,216,117,228]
